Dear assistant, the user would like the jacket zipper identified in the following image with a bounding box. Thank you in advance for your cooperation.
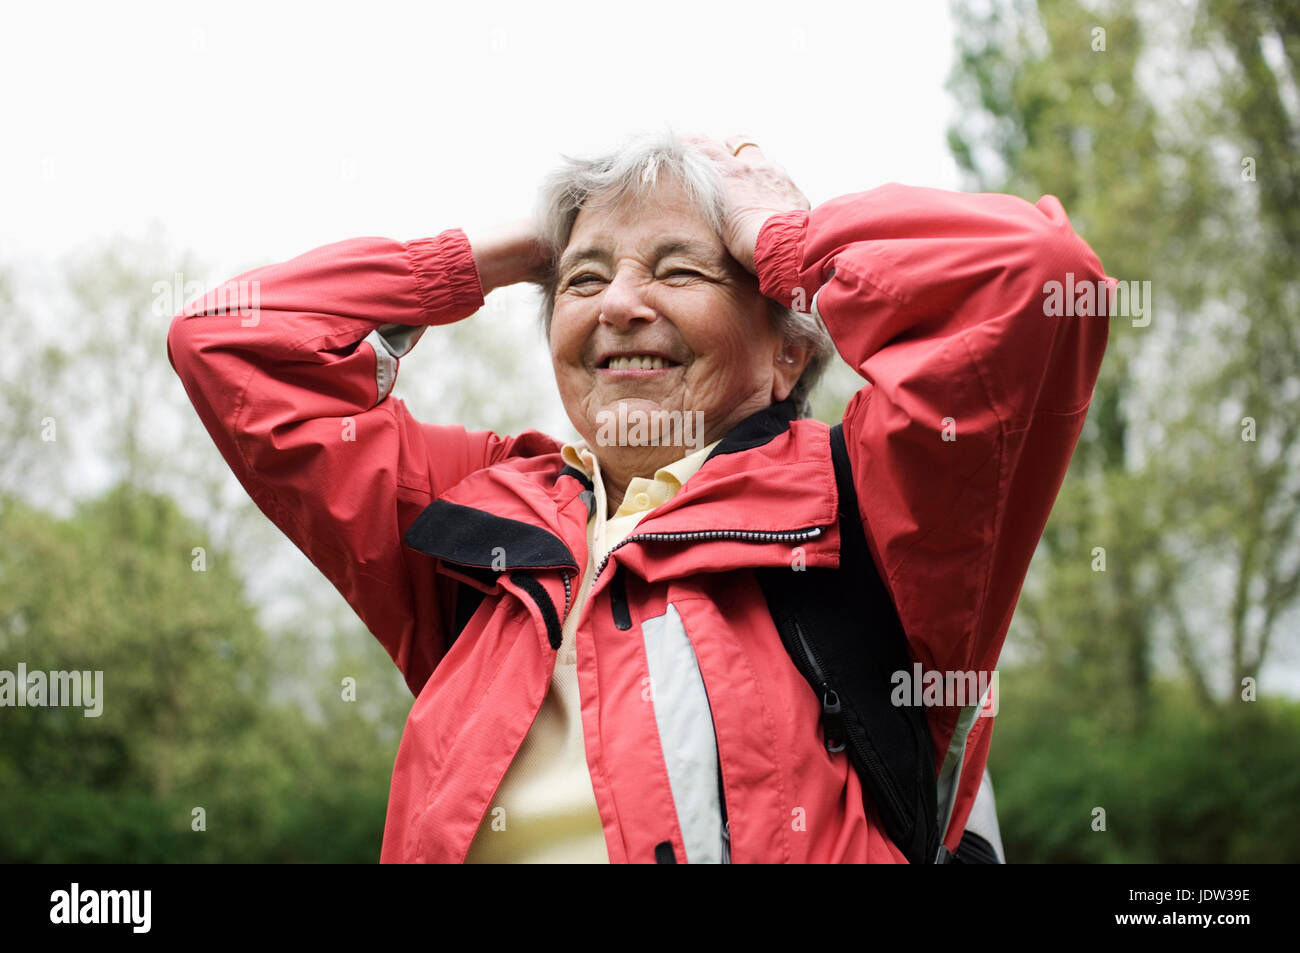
[599,525,823,864]
[790,619,846,754]
[595,526,824,579]
[787,617,909,826]
[606,572,732,861]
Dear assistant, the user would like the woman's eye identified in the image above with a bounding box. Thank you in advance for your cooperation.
[662,269,702,280]
[568,273,603,288]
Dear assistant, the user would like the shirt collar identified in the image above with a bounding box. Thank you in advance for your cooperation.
[561,437,722,519]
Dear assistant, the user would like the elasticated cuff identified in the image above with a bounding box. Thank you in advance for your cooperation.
[755,209,811,309]
[405,228,486,324]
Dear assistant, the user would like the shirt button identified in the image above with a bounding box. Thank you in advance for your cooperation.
[634,492,651,509]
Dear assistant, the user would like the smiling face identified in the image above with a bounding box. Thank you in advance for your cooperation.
[549,175,801,479]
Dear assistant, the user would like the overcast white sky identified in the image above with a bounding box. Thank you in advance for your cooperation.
[0,0,973,637]
[0,0,961,274]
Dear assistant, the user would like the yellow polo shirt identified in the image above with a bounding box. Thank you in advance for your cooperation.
[463,436,721,863]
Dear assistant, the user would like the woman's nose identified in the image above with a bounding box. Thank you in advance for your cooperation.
[598,267,656,330]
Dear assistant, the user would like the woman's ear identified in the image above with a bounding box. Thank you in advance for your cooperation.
[771,343,812,403]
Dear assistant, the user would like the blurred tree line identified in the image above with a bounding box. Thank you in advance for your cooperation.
[935,0,1300,860]
[0,232,562,861]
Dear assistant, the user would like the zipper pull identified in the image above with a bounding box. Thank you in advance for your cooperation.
[822,689,846,753]
[609,564,633,630]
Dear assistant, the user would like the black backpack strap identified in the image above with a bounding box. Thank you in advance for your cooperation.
[950,828,1001,864]
[756,422,941,864]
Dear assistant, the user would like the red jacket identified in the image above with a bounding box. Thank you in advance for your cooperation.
[167,183,1109,863]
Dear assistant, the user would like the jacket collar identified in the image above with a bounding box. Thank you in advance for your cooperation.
[403,399,843,580]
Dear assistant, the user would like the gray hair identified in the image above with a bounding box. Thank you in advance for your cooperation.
[532,128,834,419]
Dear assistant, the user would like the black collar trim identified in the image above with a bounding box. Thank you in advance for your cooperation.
[403,500,579,575]
[704,397,799,462]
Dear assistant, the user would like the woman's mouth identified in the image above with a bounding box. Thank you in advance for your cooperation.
[598,354,682,372]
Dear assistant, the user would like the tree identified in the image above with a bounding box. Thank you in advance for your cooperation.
[946,0,1299,729]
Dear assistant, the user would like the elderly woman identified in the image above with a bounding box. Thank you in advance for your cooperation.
[168,131,1108,863]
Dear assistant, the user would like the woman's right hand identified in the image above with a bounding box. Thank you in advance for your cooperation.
[464,217,549,295]
[682,133,810,277]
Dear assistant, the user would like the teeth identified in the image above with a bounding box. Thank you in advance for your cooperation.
[608,355,667,370]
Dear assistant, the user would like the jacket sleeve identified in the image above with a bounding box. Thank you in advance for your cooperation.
[754,184,1109,845]
[166,229,558,695]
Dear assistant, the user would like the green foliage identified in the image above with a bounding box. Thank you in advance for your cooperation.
[0,489,401,862]
[989,673,1300,862]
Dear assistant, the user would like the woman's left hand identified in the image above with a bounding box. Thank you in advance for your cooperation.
[684,133,810,276]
